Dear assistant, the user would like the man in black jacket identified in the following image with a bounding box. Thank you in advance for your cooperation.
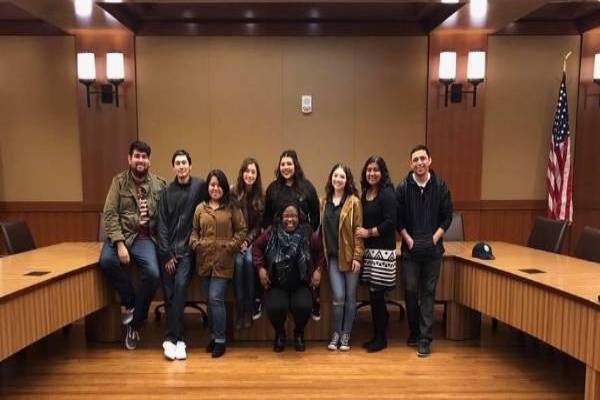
[157,149,206,361]
[396,144,452,358]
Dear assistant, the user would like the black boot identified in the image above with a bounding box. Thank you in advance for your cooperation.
[362,297,379,349]
[273,331,286,352]
[294,331,305,352]
[212,342,226,358]
[205,339,215,353]
[367,291,388,353]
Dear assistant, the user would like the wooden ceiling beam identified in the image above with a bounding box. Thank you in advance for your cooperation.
[434,0,550,34]
[10,0,131,34]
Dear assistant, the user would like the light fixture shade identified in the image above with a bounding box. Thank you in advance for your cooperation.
[106,52,125,81]
[470,0,488,21]
[594,53,600,81]
[77,52,96,81]
[74,0,93,17]
[439,51,456,81]
[467,51,486,81]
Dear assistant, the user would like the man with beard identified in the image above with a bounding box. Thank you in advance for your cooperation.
[157,149,205,360]
[395,144,452,358]
[99,140,166,350]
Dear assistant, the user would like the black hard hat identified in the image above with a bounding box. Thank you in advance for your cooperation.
[472,242,495,260]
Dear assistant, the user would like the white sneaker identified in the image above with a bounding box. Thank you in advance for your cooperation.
[175,341,187,360]
[124,325,140,350]
[163,340,176,360]
[339,334,351,351]
[327,332,340,351]
[122,307,135,325]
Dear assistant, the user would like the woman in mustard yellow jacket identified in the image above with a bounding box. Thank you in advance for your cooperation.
[190,169,247,358]
[320,163,364,351]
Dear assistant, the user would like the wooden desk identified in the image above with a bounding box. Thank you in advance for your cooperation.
[443,241,600,400]
[0,242,114,361]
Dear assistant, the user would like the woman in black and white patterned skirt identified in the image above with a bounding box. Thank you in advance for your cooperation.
[355,155,397,353]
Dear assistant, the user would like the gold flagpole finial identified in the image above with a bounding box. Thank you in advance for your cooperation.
[563,51,572,72]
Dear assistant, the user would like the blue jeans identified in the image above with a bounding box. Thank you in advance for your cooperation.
[98,238,160,329]
[161,255,192,343]
[201,277,228,343]
[233,245,255,312]
[328,257,360,335]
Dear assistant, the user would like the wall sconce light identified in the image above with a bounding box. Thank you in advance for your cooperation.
[77,51,125,108]
[439,50,486,107]
[593,53,600,106]
[438,51,456,107]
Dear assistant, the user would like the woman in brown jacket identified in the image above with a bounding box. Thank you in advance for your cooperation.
[320,163,364,351]
[189,169,247,358]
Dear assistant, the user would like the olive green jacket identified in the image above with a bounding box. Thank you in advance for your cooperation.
[103,170,167,247]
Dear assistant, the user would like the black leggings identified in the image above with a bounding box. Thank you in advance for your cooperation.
[265,285,312,334]
[370,288,389,339]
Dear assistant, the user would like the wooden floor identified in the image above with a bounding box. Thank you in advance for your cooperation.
[0,307,585,399]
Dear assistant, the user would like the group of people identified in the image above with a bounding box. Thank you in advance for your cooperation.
[98,140,453,360]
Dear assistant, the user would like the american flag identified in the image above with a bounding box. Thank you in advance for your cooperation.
[546,72,573,223]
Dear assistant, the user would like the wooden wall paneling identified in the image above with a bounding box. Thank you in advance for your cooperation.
[453,208,481,241]
[136,36,212,179]
[427,33,487,203]
[585,366,600,400]
[573,28,600,254]
[75,32,138,205]
[354,36,427,183]
[0,203,101,251]
[482,35,580,201]
[282,37,355,190]
[477,200,546,245]
[570,210,600,255]
[208,37,284,181]
[0,36,82,202]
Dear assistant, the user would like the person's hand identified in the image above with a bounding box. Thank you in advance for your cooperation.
[259,267,270,289]
[432,231,442,245]
[240,241,249,253]
[116,241,130,265]
[311,269,321,289]
[351,260,361,273]
[406,236,415,250]
[164,257,177,274]
[355,227,369,239]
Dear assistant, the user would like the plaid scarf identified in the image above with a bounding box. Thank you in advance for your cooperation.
[264,224,311,285]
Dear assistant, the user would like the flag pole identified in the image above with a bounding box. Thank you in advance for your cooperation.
[563,51,572,72]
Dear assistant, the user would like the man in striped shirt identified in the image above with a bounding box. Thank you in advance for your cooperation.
[395,144,453,358]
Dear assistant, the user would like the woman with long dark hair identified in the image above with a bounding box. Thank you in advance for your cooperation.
[263,149,319,232]
[320,163,364,351]
[189,169,247,358]
[355,156,397,352]
[231,158,264,329]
